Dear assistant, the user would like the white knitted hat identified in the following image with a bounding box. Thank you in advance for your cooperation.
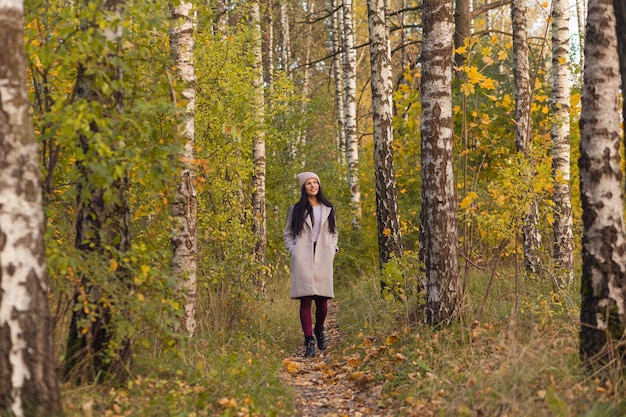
[297,172,320,188]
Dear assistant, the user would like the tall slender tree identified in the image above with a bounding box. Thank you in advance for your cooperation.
[279,0,291,71]
[579,0,626,367]
[251,0,268,288]
[577,0,587,69]
[330,0,346,164]
[419,0,460,324]
[342,0,362,229]
[0,2,63,414]
[511,0,541,274]
[170,0,198,336]
[298,0,315,152]
[63,0,132,382]
[367,0,403,267]
[551,0,574,284]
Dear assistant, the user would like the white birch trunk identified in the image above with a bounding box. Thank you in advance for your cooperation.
[367,0,403,267]
[251,0,267,284]
[579,0,626,366]
[551,0,574,285]
[330,0,346,164]
[0,2,62,415]
[265,0,274,93]
[279,0,291,71]
[419,0,460,324]
[511,0,542,274]
[342,0,362,229]
[170,0,198,336]
[577,0,586,69]
[298,0,315,151]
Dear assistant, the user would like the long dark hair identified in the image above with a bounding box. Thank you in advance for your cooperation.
[290,185,337,236]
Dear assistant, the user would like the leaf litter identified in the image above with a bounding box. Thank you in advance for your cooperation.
[280,301,388,417]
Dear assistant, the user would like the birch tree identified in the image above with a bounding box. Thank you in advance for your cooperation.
[551,0,574,284]
[0,1,63,414]
[170,0,198,336]
[298,0,315,151]
[279,0,291,71]
[251,0,268,284]
[343,0,362,229]
[330,0,346,163]
[579,0,626,367]
[419,0,460,324]
[577,0,586,69]
[367,0,403,267]
[511,0,541,274]
[614,0,626,151]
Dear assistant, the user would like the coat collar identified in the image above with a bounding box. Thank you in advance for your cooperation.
[304,204,331,228]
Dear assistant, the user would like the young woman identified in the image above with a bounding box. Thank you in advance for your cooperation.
[284,172,338,357]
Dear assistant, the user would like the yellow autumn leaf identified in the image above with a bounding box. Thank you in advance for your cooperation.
[109,258,118,272]
[501,94,512,108]
[466,66,483,84]
[498,50,508,61]
[383,228,391,237]
[480,78,496,90]
[460,192,478,209]
[455,45,467,55]
[385,332,400,346]
[481,46,491,57]
[141,264,150,275]
[482,55,494,65]
[505,41,513,49]
[461,82,475,96]
[489,36,498,45]
[559,56,567,65]
[218,397,238,409]
[282,358,300,374]
[347,355,362,367]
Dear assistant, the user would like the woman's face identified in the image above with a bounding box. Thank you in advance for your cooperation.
[304,178,319,197]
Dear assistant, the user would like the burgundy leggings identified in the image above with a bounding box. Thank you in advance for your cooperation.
[299,296,328,337]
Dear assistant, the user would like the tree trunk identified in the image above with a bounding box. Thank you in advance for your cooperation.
[342,0,362,229]
[551,0,574,285]
[454,0,471,68]
[0,4,63,415]
[298,0,315,152]
[579,0,626,368]
[264,0,274,93]
[279,0,291,72]
[251,0,268,289]
[63,0,132,383]
[170,0,198,336]
[419,0,460,325]
[511,0,542,274]
[330,0,346,164]
[577,0,586,69]
[367,0,403,267]
[614,0,626,160]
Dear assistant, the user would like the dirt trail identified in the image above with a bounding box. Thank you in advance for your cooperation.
[279,301,387,417]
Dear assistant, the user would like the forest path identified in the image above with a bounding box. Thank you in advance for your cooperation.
[279,301,388,417]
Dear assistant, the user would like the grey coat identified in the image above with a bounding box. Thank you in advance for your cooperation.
[284,204,338,299]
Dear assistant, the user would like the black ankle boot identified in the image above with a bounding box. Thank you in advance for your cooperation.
[314,327,327,350]
[304,336,315,357]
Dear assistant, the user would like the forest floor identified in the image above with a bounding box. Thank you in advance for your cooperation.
[279,301,390,417]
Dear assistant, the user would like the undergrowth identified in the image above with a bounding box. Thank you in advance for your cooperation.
[60,263,626,416]
[334,265,626,417]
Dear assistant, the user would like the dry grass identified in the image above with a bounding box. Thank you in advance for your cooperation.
[334,266,626,417]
